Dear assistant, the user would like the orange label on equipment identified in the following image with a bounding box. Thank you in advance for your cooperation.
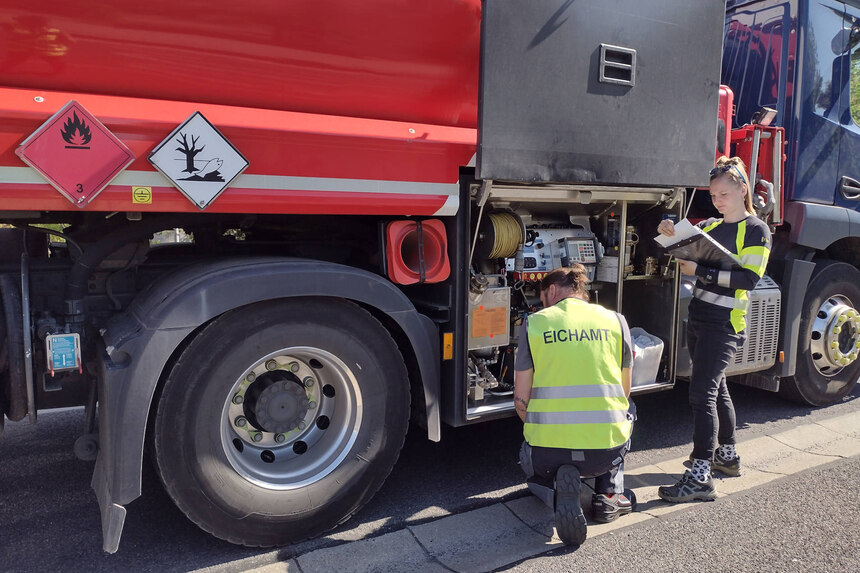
[442,332,454,360]
[472,307,507,339]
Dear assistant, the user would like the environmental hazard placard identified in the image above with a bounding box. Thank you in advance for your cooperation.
[148,112,249,209]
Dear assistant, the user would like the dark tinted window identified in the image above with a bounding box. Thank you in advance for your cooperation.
[722,6,795,127]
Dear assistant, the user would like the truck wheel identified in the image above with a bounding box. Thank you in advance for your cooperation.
[781,261,860,406]
[153,298,410,547]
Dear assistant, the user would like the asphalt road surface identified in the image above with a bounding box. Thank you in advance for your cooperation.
[508,455,860,573]
[1,381,858,572]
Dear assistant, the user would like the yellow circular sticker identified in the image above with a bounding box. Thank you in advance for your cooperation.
[132,186,152,204]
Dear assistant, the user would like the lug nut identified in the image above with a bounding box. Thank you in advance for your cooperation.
[266,360,278,371]
[232,394,244,405]
[298,421,307,430]
[274,433,286,443]
[304,377,315,388]
[831,341,839,349]
[235,416,248,427]
[308,401,317,410]
[289,361,300,372]
[834,326,842,334]
[252,432,263,442]
[246,372,256,383]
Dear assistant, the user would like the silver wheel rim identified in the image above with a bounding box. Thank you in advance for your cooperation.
[809,295,860,376]
[219,346,362,490]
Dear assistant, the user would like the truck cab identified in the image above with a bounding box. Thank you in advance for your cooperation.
[723,0,860,405]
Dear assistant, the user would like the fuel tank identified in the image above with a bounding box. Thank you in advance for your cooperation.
[0,0,481,128]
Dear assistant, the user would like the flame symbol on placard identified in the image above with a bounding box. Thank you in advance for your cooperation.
[60,112,92,147]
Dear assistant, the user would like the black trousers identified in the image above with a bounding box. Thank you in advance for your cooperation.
[520,441,628,494]
[687,318,744,461]
[519,401,636,494]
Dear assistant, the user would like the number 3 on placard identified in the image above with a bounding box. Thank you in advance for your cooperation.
[75,183,83,193]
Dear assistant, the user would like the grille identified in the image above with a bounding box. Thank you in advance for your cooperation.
[726,275,781,376]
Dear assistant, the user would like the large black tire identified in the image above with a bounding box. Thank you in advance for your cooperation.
[780,261,860,406]
[153,298,410,547]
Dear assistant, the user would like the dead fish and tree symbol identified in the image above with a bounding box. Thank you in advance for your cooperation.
[174,132,225,181]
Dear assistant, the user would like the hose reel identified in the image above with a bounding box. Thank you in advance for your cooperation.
[473,212,525,261]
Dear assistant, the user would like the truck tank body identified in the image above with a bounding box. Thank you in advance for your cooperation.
[0,0,481,129]
[0,1,480,215]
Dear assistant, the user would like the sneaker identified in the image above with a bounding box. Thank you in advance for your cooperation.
[657,470,717,503]
[591,493,633,523]
[686,452,742,477]
[712,451,741,477]
[554,465,587,546]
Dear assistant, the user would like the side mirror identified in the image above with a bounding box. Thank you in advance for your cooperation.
[831,26,851,55]
[750,107,777,126]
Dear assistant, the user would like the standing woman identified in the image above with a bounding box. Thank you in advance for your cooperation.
[656,155,771,502]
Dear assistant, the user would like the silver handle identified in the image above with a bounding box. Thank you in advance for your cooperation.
[840,176,860,200]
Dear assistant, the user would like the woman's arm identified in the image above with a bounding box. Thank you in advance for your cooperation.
[696,225,771,290]
[695,264,762,291]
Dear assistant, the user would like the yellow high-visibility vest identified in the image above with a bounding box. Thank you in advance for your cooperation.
[525,298,630,449]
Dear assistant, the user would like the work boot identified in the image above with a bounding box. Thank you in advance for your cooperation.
[657,470,717,503]
[686,452,742,477]
[591,493,633,523]
[554,465,587,546]
[712,450,741,477]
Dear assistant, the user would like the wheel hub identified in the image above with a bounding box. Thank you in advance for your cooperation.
[221,349,357,490]
[810,296,860,375]
[244,371,309,434]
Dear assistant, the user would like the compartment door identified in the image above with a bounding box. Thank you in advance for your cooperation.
[477,0,726,188]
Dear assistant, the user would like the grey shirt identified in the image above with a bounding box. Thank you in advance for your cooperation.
[514,308,633,371]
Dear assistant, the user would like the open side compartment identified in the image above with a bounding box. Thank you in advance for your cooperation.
[456,185,684,422]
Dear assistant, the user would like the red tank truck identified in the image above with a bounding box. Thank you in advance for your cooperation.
[3,0,846,555]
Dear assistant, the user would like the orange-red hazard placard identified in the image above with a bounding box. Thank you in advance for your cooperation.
[15,100,135,207]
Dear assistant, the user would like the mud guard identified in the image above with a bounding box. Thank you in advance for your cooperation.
[92,257,440,552]
[784,201,860,250]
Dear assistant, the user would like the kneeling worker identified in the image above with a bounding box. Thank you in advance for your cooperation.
[514,265,635,546]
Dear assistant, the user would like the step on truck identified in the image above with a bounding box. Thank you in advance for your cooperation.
[0,0,858,553]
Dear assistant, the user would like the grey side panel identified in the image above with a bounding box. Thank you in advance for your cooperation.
[851,204,860,237]
[92,258,439,552]
[776,258,815,377]
[784,201,852,249]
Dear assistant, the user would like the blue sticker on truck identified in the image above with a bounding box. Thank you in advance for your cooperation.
[47,333,80,374]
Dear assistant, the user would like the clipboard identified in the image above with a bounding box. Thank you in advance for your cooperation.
[654,219,742,271]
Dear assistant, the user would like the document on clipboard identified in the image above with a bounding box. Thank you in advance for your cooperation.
[653,219,742,271]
